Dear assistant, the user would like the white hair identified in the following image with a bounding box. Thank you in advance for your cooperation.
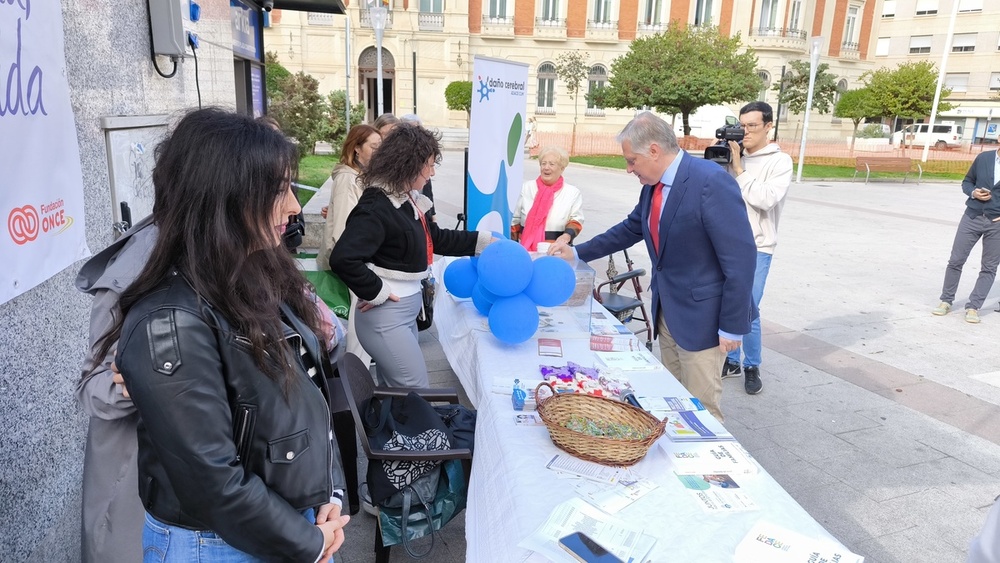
[399,113,422,125]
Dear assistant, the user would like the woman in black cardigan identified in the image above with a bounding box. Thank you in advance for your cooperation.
[330,123,492,387]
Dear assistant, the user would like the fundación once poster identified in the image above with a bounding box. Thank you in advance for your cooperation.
[1,0,90,305]
[466,56,529,235]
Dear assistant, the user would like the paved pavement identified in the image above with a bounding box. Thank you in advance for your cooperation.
[326,150,1000,562]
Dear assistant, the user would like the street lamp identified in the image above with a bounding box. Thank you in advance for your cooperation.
[796,36,823,183]
[922,0,960,163]
[368,0,388,117]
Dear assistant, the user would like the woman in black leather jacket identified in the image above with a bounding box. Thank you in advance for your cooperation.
[93,108,350,563]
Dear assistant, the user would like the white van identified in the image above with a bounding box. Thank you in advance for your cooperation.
[891,123,964,149]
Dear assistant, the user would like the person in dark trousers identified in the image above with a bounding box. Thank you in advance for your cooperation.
[932,148,1000,324]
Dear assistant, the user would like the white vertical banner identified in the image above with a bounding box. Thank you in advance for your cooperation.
[1,1,90,304]
[466,56,529,235]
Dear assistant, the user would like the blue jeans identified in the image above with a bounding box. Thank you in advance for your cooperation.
[728,252,772,368]
[143,509,317,563]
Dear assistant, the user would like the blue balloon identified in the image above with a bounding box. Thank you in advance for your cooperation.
[477,240,533,297]
[443,258,478,298]
[471,283,495,316]
[488,294,539,344]
[469,255,479,269]
[524,256,577,307]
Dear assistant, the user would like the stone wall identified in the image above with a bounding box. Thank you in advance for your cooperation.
[0,1,239,559]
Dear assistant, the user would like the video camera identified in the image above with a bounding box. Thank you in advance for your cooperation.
[703,124,745,165]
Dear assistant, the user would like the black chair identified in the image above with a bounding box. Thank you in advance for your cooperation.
[337,353,472,563]
[593,249,653,349]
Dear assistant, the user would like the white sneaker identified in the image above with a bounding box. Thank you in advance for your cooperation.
[932,302,951,316]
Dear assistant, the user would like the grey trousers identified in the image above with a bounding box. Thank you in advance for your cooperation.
[940,210,1000,311]
[353,292,428,388]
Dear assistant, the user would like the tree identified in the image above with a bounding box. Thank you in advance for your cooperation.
[267,71,329,158]
[593,23,761,137]
[554,51,589,154]
[861,60,953,147]
[323,91,367,154]
[834,88,881,154]
[265,51,291,100]
[773,60,839,116]
[444,81,473,126]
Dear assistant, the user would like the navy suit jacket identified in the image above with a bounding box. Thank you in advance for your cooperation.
[577,154,758,352]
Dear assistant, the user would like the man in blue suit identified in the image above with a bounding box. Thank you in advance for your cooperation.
[549,112,757,421]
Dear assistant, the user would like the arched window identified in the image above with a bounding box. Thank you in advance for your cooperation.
[835,78,848,104]
[586,65,608,113]
[757,70,771,102]
[537,62,557,113]
[778,69,793,122]
[832,79,849,122]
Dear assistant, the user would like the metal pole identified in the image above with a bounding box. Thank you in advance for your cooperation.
[796,37,823,183]
[774,64,785,142]
[375,30,384,116]
[921,0,959,163]
[369,2,387,117]
[344,17,351,126]
[412,51,417,113]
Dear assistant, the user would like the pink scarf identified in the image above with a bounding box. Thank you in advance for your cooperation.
[520,176,563,251]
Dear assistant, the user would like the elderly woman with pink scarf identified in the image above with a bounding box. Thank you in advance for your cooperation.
[511,146,584,251]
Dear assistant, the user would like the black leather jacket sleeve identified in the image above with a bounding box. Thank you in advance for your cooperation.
[118,307,324,562]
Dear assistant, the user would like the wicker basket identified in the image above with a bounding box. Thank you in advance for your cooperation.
[534,382,666,467]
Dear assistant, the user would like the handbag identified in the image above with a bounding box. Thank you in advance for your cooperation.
[416,277,435,332]
[410,192,436,332]
[362,392,450,505]
[361,392,473,558]
[302,270,352,320]
[376,459,467,557]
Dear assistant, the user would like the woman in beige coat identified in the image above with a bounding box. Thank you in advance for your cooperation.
[319,124,381,364]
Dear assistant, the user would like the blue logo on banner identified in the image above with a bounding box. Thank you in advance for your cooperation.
[477,75,495,102]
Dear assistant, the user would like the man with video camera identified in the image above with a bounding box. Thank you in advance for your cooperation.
[720,101,792,396]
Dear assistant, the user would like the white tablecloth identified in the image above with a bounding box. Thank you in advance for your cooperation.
[432,261,852,562]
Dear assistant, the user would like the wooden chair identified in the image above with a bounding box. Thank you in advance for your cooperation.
[592,249,654,349]
[336,353,472,563]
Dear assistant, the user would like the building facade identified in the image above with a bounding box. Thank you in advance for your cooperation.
[266,0,884,142]
[874,0,1000,144]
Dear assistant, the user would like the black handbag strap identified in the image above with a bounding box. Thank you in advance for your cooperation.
[399,485,436,558]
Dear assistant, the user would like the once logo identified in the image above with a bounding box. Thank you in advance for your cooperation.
[8,205,40,245]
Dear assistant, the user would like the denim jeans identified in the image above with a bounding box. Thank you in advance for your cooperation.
[728,251,772,368]
[143,509,317,563]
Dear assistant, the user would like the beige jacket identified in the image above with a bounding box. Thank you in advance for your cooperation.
[318,163,363,270]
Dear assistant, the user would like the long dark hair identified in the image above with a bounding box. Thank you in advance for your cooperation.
[93,108,321,388]
[359,122,441,197]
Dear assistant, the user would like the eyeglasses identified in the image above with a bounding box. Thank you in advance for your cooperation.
[742,122,766,132]
[540,160,561,167]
